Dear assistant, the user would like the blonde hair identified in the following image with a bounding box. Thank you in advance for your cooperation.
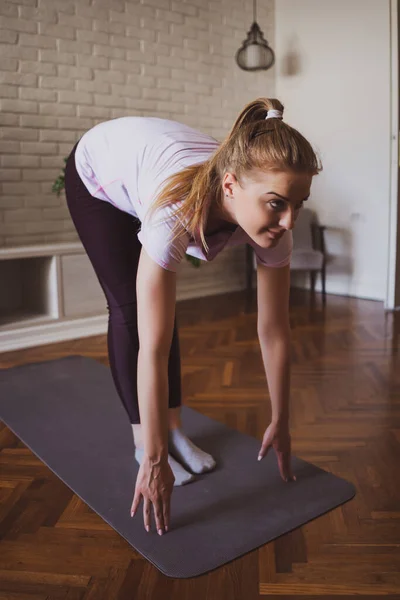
[145,97,323,253]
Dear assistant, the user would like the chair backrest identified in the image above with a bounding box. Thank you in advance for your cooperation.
[292,208,315,251]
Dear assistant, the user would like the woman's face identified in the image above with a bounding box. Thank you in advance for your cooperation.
[221,168,313,248]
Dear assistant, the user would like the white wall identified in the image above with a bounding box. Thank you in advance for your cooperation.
[275,0,392,301]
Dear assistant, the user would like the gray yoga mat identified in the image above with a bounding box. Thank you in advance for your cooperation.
[0,355,355,579]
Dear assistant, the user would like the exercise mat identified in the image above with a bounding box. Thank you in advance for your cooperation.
[0,355,355,578]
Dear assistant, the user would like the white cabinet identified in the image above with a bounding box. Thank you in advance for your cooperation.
[0,242,245,352]
[0,255,59,328]
[0,243,108,352]
[60,254,105,318]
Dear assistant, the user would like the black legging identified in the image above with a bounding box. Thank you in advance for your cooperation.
[64,141,182,424]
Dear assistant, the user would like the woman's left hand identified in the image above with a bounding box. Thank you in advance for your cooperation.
[258,421,297,482]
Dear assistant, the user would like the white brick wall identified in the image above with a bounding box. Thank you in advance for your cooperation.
[0,0,275,247]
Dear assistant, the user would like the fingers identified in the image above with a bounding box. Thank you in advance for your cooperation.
[258,425,277,460]
[259,432,275,460]
[258,435,273,461]
[277,450,296,482]
[163,496,170,532]
[258,443,271,461]
[153,498,165,536]
[143,497,151,532]
[132,459,173,535]
[139,497,169,535]
[259,445,296,481]
[131,491,141,517]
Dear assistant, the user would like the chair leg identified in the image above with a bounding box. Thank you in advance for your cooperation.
[321,264,326,306]
[309,270,317,311]
[310,270,316,296]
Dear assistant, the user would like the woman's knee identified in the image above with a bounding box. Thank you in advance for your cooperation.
[108,300,138,327]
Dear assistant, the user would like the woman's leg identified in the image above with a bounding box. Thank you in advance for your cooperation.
[64,142,214,479]
[64,142,181,424]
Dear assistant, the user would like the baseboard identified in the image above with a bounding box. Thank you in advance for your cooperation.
[0,315,109,353]
[0,282,246,353]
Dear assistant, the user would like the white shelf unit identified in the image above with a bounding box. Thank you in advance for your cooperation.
[0,242,246,353]
[0,242,108,353]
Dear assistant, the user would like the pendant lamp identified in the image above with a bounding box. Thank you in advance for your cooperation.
[235,0,275,71]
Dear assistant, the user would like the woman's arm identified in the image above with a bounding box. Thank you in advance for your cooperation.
[136,247,177,461]
[256,263,296,481]
[256,263,291,424]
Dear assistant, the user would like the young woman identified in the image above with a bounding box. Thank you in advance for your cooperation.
[64,97,322,538]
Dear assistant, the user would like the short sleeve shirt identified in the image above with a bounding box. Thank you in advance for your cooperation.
[74,116,293,271]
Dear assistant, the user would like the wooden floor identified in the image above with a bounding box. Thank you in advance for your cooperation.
[0,288,399,599]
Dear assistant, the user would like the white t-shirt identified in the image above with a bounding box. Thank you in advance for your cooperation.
[74,116,292,272]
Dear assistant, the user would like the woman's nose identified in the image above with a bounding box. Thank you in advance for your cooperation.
[279,208,295,230]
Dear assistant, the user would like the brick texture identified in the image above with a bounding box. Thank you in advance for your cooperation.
[0,0,275,247]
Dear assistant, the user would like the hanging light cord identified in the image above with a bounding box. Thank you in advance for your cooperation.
[253,0,257,23]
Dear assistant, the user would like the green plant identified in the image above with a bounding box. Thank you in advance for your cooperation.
[52,158,68,197]
[52,158,201,268]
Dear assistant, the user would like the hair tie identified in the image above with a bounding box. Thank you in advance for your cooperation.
[265,109,283,120]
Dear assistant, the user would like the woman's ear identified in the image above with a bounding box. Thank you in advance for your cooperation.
[222,171,237,199]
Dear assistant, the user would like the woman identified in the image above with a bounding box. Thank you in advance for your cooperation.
[64,97,322,538]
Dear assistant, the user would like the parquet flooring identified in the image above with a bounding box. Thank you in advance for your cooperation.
[0,288,399,599]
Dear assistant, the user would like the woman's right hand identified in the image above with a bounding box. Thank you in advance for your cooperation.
[131,454,175,535]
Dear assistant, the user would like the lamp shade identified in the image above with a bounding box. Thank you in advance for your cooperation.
[235,22,275,71]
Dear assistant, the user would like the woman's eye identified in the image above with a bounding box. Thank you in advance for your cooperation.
[268,200,305,211]
[269,201,285,210]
